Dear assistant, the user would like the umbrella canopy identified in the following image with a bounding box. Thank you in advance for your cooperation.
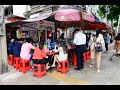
[45,9,95,29]
[54,9,81,21]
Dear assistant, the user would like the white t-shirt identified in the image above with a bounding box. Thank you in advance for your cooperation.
[73,31,86,45]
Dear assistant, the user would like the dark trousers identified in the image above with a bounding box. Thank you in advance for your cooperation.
[105,43,109,51]
[76,45,86,69]
[32,58,51,64]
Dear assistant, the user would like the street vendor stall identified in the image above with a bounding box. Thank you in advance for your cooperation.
[21,20,55,46]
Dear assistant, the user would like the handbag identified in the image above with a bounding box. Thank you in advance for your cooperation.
[95,43,103,52]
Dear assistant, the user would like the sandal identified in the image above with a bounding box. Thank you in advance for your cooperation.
[46,66,50,70]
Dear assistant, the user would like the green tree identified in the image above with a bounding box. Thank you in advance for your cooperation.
[98,5,120,27]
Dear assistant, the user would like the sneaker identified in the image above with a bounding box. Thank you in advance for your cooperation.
[97,69,100,72]
[90,64,92,68]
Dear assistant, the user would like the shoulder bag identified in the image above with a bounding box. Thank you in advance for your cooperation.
[95,43,103,52]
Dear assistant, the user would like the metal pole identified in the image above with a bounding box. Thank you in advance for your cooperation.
[0,5,8,74]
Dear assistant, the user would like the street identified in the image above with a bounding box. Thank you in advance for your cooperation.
[0,49,120,85]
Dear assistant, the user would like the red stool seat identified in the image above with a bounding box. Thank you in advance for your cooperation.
[14,57,21,70]
[33,64,46,78]
[8,54,14,66]
[72,53,77,67]
[57,60,70,74]
[19,59,31,74]
[83,52,87,62]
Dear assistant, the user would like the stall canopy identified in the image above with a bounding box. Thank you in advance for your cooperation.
[84,23,110,30]
[83,13,110,30]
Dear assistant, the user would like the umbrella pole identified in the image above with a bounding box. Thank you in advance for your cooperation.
[65,23,69,54]
[66,23,68,45]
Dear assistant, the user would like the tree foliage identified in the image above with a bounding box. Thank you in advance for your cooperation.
[98,5,120,27]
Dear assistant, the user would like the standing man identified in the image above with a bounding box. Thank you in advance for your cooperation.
[104,33,110,52]
[73,28,86,70]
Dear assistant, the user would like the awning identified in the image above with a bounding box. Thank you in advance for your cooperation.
[5,20,31,27]
[5,12,54,27]
[84,23,110,30]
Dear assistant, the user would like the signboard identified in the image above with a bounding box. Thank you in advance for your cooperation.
[0,6,4,24]
[22,20,55,31]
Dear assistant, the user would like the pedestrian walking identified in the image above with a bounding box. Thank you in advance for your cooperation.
[109,33,120,61]
[89,30,104,72]
[109,33,113,50]
[104,33,110,52]
[73,28,86,70]
[88,33,96,68]
[115,33,120,55]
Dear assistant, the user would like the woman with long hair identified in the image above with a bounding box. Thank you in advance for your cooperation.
[51,43,68,67]
[89,30,104,72]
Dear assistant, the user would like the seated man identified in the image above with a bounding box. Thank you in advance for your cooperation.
[20,38,35,61]
[13,38,24,57]
[32,42,51,70]
[8,38,18,55]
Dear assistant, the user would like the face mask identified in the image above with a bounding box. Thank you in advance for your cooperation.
[92,32,96,35]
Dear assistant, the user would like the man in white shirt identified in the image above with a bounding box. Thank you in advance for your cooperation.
[73,28,86,70]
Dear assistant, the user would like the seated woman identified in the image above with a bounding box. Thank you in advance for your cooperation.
[32,42,51,70]
[51,43,68,67]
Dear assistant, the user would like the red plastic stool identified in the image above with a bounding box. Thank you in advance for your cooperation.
[72,53,77,67]
[86,51,90,60]
[14,57,21,70]
[83,52,87,62]
[19,59,31,74]
[8,54,14,66]
[33,64,46,78]
[57,60,70,74]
